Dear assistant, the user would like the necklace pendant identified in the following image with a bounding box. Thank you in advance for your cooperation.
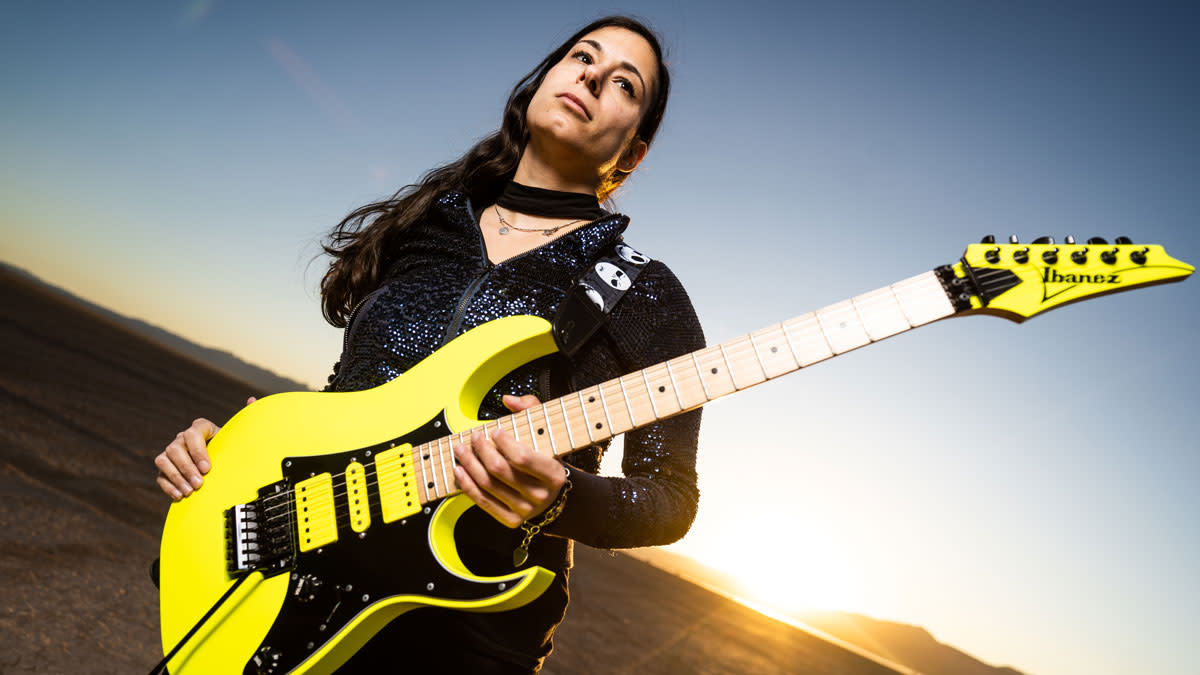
[498,226,510,235]
[542,229,555,236]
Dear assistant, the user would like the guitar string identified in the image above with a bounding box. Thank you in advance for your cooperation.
[250,282,940,529]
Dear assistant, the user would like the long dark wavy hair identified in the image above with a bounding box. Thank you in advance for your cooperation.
[320,16,671,327]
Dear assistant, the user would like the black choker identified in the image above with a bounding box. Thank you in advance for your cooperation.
[495,182,606,220]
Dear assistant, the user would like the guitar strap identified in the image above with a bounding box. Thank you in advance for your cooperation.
[552,239,651,359]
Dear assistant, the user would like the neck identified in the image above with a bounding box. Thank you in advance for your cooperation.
[513,144,601,197]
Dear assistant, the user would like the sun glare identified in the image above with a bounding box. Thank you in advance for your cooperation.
[688,515,866,615]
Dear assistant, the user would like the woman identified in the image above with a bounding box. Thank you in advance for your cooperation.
[155,16,704,673]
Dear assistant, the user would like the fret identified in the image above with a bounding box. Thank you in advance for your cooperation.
[747,333,769,379]
[779,321,803,369]
[854,287,911,340]
[413,447,429,503]
[436,438,450,498]
[668,355,707,410]
[640,369,660,418]
[749,326,797,378]
[887,283,916,329]
[647,364,683,417]
[525,408,538,453]
[696,347,738,398]
[718,343,739,390]
[506,414,518,442]
[618,376,636,426]
[725,336,769,388]
[576,392,596,443]
[815,300,871,354]
[892,271,955,326]
[558,398,576,449]
[786,314,834,366]
[691,353,713,400]
[541,405,559,455]
[664,361,684,409]
[596,384,616,435]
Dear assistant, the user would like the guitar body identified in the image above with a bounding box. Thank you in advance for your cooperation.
[159,315,560,674]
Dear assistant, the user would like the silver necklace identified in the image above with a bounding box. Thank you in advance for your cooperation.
[495,205,584,236]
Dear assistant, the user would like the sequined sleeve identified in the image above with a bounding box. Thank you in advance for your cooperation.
[549,260,705,549]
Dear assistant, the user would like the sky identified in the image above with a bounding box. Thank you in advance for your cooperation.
[2,2,1198,674]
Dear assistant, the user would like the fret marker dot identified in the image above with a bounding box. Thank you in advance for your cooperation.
[588,396,595,403]
[427,482,434,489]
[537,428,545,435]
[711,368,718,374]
[595,423,602,429]
[658,386,665,393]
[771,346,778,353]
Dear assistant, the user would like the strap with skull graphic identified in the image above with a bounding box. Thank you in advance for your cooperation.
[553,241,651,358]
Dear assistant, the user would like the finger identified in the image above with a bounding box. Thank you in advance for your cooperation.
[452,464,523,529]
[156,473,182,500]
[502,394,542,412]
[454,435,531,514]
[165,435,204,491]
[247,396,257,405]
[490,428,565,489]
[181,425,214,475]
[155,446,194,497]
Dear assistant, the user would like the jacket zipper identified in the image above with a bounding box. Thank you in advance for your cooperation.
[442,260,493,345]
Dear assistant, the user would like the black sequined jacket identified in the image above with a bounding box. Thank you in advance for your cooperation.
[327,191,704,669]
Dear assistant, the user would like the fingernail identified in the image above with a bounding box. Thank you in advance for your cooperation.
[181,485,192,496]
[190,476,202,489]
[197,460,210,472]
[172,490,183,500]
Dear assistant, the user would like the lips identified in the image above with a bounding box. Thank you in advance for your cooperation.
[557,93,591,120]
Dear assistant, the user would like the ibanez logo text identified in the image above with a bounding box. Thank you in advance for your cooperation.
[1042,268,1121,284]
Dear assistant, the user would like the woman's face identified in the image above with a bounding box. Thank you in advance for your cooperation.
[525,26,658,183]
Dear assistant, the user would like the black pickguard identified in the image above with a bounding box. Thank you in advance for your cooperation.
[244,412,514,674]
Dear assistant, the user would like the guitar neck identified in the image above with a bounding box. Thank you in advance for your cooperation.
[411,267,959,503]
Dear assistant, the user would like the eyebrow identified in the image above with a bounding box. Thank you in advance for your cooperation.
[579,39,647,94]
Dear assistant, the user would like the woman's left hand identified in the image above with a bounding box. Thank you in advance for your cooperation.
[453,394,568,528]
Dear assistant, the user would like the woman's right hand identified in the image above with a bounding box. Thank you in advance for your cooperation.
[155,397,255,500]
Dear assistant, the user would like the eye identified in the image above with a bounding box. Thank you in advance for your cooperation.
[571,50,593,65]
[615,77,636,98]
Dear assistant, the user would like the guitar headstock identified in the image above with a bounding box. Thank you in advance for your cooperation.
[951,235,1193,321]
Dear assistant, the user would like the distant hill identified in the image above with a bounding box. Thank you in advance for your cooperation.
[798,612,1026,675]
[0,261,309,394]
[629,548,1026,675]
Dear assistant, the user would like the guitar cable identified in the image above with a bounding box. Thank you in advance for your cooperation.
[147,573,253,675]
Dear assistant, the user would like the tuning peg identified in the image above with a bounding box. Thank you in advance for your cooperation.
[1042,248,1059,264]
[1032,236,1054,245]
[1009,235,1019,244]
[1101,248,1118,264]
[1087,237,1108,245]
[980,234,995,244]
[1131,248,1148,265]
[1071,248,1088,264]
[1014,247,1030,264]
[1115,236,1132,245]
[1065,235,1076,244]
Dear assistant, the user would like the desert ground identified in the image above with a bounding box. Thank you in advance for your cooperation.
[1,267,904,674]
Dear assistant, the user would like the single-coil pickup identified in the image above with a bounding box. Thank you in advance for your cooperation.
[375,445,420,523]
[345,461,371,533]
[296,473,338,552]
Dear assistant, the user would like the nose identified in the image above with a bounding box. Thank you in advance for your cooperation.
[578,66,601,97]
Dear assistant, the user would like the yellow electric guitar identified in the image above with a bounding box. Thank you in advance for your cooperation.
[157,237,1192,674]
